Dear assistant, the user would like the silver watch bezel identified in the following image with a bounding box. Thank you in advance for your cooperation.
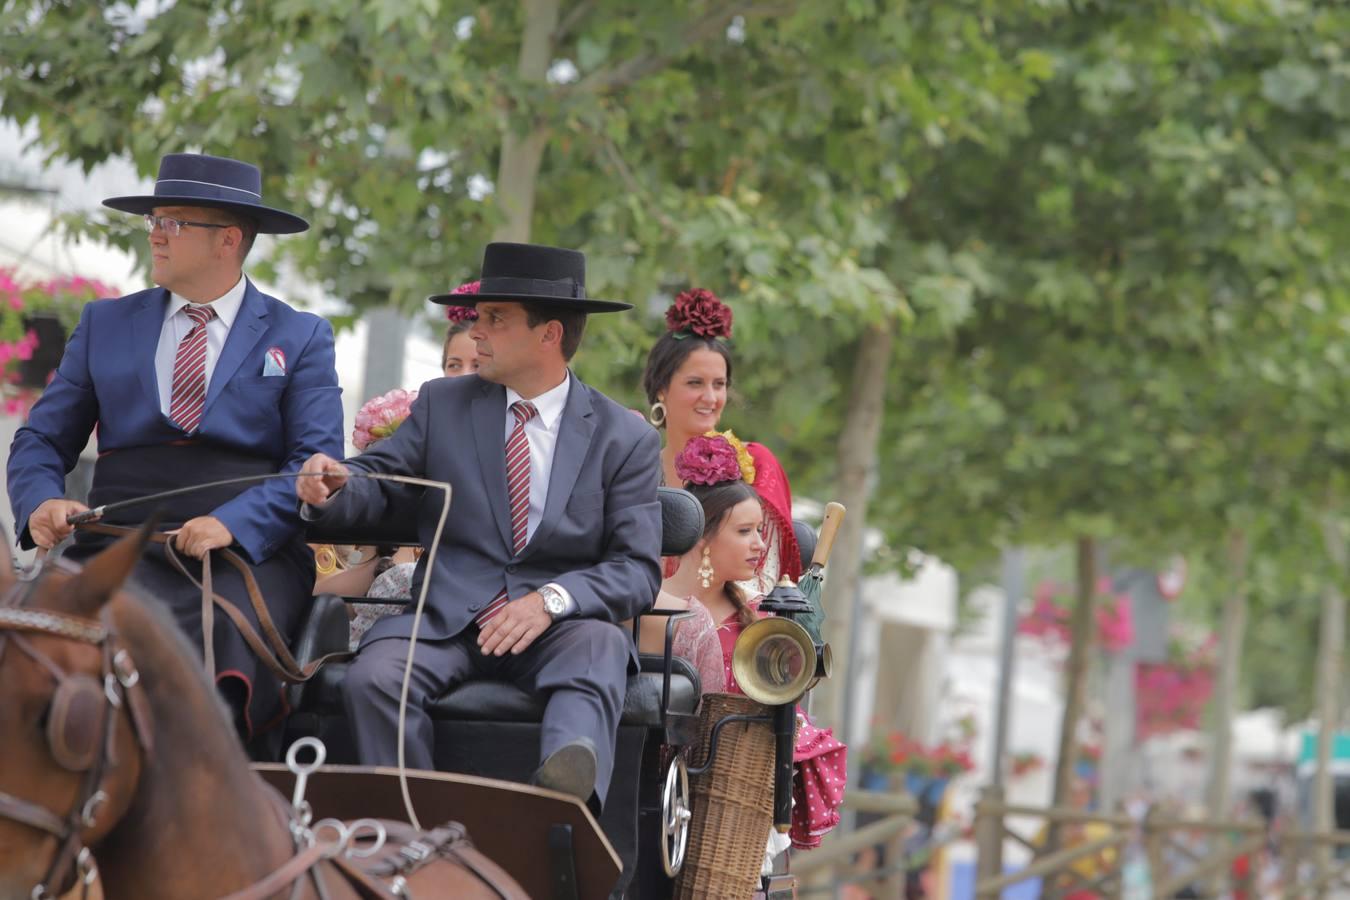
[539,585,566,618]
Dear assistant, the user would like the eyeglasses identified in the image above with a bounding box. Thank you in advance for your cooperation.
[143,214,230,237]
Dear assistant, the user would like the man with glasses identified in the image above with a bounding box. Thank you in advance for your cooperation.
[7,152,343,754]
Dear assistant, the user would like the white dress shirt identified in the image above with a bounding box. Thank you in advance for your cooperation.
[154,274,247,417]
[506,374,577,616]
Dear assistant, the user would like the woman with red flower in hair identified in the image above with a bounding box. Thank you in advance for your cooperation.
[641,287,801,592]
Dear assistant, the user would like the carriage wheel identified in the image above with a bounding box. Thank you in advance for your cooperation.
[660,756,692,877]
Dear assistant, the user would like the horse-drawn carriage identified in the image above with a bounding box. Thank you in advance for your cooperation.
[0,484,837,899]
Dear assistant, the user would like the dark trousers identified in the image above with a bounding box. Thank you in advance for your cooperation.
[343,618,630,805]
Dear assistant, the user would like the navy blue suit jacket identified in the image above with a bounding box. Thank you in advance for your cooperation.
[8,280,344,562]
[305,373,662,645]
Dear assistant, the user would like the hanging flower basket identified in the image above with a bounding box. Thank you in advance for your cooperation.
[0,268,116,417]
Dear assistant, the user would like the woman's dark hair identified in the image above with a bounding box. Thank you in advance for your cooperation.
[641,332,734,408]
[686,478,761,627]
[442,320,474,371]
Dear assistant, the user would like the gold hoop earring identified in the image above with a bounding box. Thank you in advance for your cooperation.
[649,401,667,427]
[698,546,715,589]
[314,544,338,576]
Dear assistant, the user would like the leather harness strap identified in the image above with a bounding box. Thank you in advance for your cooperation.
[76,522,350,684]
[0,787,68,835]
[216,841,332,900]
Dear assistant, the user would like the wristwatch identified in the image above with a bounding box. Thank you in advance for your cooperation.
[537,584,568,620]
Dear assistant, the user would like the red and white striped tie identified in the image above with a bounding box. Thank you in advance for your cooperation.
[168,305,217,432]
[477,400,538,626]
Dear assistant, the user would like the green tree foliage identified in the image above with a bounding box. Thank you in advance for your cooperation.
[5,0,1350,723]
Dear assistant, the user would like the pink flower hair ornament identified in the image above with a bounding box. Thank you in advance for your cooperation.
[352,388,418,451]
[445,281,480,323]
[665,287,733,340]
[674,431,756,486]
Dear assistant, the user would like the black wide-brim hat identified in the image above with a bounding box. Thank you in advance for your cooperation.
[103,152,308,234]
[429,242,631,313]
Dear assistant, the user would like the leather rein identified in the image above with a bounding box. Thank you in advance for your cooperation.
[0,559,152,900]
[76,522,351,684]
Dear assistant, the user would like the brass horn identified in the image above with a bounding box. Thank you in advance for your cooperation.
[731,617,818,706]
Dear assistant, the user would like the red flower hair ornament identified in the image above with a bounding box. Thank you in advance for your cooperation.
[444,281,480,323]
[665,287,732,340]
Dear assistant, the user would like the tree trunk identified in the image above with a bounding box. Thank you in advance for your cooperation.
[1045,535,1096,854]
[1205,529,1249,822]
[817,319,895,737]
[1203,528,1248,898]
[1314,509,1347,881]
[492,0,560,242]
[361,305,410,402]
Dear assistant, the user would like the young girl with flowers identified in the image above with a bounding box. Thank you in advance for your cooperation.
[641,288,801,591]
[638,432,767,693]
[637,433,847,852]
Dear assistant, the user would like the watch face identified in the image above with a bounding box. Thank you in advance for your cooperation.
[543,590,565,615]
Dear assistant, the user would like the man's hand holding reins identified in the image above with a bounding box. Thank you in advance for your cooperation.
[477,592,551,657]
[31,498,93,548]
[170,516,235,559]
[297,453,349,505]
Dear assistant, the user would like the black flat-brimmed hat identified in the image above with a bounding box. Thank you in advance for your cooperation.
[103,152,308,234]
[428,242,631,313]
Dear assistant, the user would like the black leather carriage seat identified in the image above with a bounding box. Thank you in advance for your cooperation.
[291,652,703,729]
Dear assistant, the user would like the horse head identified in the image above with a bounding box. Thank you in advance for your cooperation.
[0,525,154,900]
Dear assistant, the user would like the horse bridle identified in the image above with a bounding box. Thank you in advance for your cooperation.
[0,560,153,900]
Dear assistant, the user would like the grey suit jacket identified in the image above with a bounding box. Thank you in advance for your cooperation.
[307,372,663,646]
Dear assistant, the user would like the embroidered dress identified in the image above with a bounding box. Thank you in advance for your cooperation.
[667,598,727,695]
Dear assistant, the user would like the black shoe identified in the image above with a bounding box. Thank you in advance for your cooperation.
[532,739,597,803]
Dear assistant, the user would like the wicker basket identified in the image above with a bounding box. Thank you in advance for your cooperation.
[674,692,775,900]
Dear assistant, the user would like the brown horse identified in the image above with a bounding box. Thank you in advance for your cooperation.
[0,527,526,900]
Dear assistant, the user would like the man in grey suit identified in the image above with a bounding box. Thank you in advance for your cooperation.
[296,243,661,810]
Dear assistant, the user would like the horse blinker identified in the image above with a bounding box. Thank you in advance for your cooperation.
[46,674,107,772]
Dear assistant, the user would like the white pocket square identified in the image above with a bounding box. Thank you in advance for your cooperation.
[262,346,287,376]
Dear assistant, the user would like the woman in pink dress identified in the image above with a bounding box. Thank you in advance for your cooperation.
[641,288,801,592]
